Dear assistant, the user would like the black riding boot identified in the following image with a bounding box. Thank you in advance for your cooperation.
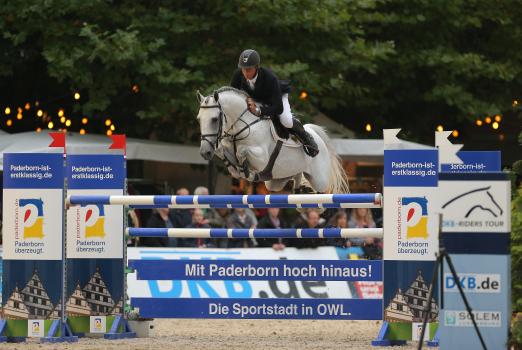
[289,118,319,157]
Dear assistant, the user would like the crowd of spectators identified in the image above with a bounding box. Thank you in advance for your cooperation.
[128,185,383,259]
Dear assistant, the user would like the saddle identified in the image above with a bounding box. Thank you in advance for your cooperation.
[268,117,301,147]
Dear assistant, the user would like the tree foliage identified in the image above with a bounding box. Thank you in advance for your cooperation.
[0,0,520,143]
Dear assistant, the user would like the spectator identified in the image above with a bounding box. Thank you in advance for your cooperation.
[362,237,382,259]
[179,209,213,248]
[127,209,140,247]
[206,208,230,228]
[171,187,192,229]
[325,210,351,248]
[289,209,323,249]
[256,208,286,251]
[194,186,209,196]
[142,208,175,247]
[205,208,230,248]
[226,208,256,248]
[348,208,376,247]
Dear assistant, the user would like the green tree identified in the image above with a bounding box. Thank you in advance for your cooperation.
[0,0,521,144]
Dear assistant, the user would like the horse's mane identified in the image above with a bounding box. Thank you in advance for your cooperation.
[215,86,250,98]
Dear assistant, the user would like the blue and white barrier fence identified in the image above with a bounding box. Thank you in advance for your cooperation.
[126,227,383,239]
[67,193,382,209]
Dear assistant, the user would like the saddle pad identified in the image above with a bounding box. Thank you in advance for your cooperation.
[269,121,301,147]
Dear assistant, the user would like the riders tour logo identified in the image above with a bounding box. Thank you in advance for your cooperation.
[441,185,506,231]
[15,198,45,239]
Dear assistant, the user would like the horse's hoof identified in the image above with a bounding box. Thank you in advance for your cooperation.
[297,185,315,194]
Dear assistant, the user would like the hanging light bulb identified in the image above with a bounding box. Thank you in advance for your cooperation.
[48,121,54,129]
[105,119,112,126]
[110,124,115,131]
[452,130,459,137]
[475,119,483,126]
[436,125,443,132]
[485,116,492,124]
[36,127,42,133]
[65,119,72,127]
[6,119,12,126]
[4,107,11,115]
[492,121,499,129]
[494,115,502,122]
[82,117,88,124]
[80,128,86,135]
[365,123,372,132]
[60,116,66,123]
[106,129,113,136]
[58,109,64,117]
[74,92,80,100]
[37,109,43,117]
[24,102,31,110]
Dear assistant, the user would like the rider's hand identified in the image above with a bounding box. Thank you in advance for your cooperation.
[247,98,260,116]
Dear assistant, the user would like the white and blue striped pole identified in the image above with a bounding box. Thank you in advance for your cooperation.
[68,193,382,209]
[126,227,383,239]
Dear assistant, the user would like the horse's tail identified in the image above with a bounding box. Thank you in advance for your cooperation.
[305,124,350,194]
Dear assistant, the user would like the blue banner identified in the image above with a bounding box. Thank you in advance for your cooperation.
[441,151,501,173]
[131,298,383,320]
[440,255,510,350]
[129,260,383,281]
[67,154,125,189]
[3,153,64,189]
[384,150,438,187]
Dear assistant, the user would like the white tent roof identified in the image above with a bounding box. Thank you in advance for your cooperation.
[0,131,206,170]
[332,138,435,163]
[0,131,433,170]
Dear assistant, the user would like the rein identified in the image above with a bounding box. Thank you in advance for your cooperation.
[199,93,278,180]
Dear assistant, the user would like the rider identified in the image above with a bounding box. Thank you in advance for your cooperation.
[230,49,319,157]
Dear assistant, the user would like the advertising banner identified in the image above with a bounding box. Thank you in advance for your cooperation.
[440,255,510,350]
[438,173,511,350]
[2,153,64,322]
[440,151,501,173]
[65,155,125,326]
[382,148,439,341]
[127,247,383,320]
[127,247,360,299]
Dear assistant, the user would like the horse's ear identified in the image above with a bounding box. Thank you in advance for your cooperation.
[196,90,204,104]
[213,91,219,102]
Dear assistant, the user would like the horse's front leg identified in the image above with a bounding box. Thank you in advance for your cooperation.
[237,145,268,182]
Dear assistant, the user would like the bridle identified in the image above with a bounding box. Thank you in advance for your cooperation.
[198,91,283,182]
[199,94,266,153]
[199,102,225,151]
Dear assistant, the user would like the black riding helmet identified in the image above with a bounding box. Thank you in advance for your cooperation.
[238,49,260,68]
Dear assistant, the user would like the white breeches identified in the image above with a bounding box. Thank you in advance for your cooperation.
[279,93,293,128]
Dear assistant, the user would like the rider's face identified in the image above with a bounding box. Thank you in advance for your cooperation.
[241,67,257,80]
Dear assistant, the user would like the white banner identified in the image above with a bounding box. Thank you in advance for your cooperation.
[3,189,63,260]
[383,187,438,261]
[67,189,123,258]
[437,180,510,232]
[127,247,361,299]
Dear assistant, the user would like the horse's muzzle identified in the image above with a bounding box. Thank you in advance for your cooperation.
[200,143,215,160]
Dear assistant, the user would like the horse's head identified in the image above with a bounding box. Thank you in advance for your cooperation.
[196,90,222,160]
[196,87,250,161]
